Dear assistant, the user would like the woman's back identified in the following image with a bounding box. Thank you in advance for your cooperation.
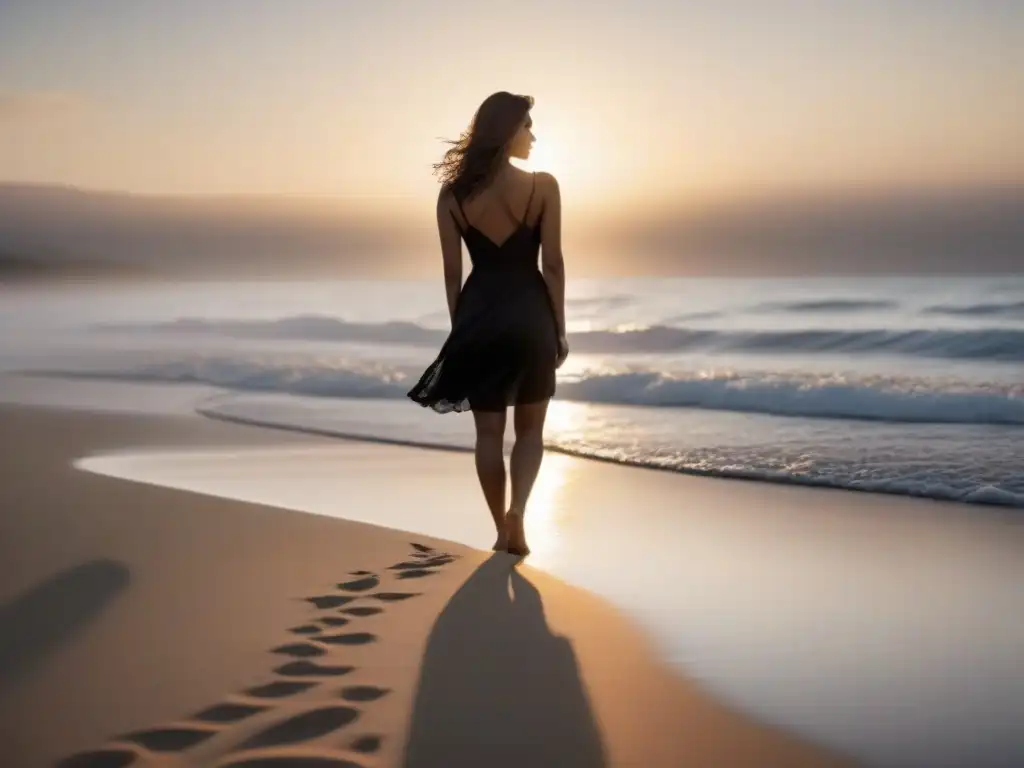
[410,168,559,414]
[448,170,557,357]
[448,169,543,274]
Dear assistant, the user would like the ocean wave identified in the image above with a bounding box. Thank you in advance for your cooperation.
[753,299,898,313]
[923,300,1024,319]
[95,315,1024,362]
[30,356,1024,425]
[566,294,635,310]
[96,316,446,345]
[558,371,1024,424]
[569,326,1024,361]
[197,397,1024,509]
[662,310,723,322]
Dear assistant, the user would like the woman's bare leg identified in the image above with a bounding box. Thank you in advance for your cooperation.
[506,399,549,556]
[472,409,508,550]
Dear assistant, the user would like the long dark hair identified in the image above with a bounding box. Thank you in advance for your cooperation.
[434,91,534,202]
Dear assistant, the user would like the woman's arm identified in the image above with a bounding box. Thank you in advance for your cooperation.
[538,173,568,363]
[436,190,463,323]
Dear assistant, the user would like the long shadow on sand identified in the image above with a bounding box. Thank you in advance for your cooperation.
[401,554,607,768]
[0,559,130,689]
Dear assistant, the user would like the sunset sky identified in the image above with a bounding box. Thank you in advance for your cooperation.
[3,2,1021,200]
[0,1,1021,275]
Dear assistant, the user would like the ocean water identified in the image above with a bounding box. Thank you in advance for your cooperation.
[3,275,1021,508]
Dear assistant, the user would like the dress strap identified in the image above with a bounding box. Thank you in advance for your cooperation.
[523,172,537,222]
[450,192,468,232]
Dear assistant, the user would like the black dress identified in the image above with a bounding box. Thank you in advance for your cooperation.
[407,173,559,413]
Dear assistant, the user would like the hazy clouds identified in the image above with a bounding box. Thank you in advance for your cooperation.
[2,183,1020,278]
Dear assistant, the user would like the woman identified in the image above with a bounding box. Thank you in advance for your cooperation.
[407,92,568,557]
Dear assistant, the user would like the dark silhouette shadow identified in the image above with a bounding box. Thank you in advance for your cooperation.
[401,554,607,767]
[0,559,130,689]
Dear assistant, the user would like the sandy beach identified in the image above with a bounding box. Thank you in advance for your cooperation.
[0,403,860,767]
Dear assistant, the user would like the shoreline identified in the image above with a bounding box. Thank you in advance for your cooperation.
[0,403,858,767]
[5,370,1017,511]
[198,401,1024,513]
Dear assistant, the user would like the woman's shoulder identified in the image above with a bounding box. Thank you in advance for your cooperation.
[531,170,559,192]
[436,185,459,210]
[530,171,560,204]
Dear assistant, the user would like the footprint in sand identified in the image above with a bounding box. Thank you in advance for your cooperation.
[370,592,421,602]
[58,543,448,767]
[389,555,455,570]
[386,547,458,586]
[339,686,390,703]
[272,641,327,658]
[194,702,269,724]
[350,734,384,754]
[220,757,364,768]
[274,660,354,677]
[236,706,361,750]
[336,574,379,592]
[57,749,138,768]
[389,561,433,571]
[340,606,382,617]
[396,569,438,579]
[245,681,319,699]
[121,724,219,752]
[319,632,377,647]
[305,595,355,610]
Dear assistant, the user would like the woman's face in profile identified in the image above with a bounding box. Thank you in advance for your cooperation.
[507,115,535,160]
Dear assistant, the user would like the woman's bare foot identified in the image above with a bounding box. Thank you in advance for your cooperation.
[504,509,530,557]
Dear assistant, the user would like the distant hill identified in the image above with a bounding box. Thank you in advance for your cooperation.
[1,182,1021,277]
[0,184,429,279]
[618,183,1024,276]
[0,250,155,282]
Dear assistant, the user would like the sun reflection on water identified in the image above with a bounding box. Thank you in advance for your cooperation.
[522,452,574,561]
[543,398,585,434]
[517,401,593,560]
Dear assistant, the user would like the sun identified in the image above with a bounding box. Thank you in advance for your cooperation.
[516,118,607,204]
[525,137,563,177]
